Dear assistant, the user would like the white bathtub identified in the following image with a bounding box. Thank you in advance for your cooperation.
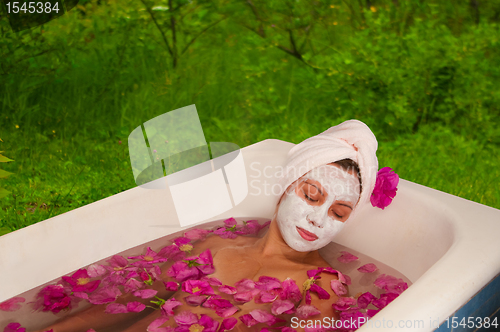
[1,139,500,331]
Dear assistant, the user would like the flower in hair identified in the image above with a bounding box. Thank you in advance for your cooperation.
[370,167,399,209]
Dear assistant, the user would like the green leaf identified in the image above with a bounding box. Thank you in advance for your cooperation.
[0,154,14,163]
[0,187,11,199]
[0,169,14,179]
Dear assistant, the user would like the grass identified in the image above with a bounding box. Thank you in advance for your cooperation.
[1,1,500,235]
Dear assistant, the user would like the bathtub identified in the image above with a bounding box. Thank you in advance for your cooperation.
[1,139,500,331]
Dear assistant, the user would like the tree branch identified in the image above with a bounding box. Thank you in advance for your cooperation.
[181,17,228,56]
[139,0,173,57]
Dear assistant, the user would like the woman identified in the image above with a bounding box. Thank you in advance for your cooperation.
[36,119,385,332]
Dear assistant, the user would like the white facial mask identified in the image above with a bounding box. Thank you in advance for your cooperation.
[276,164,360,252]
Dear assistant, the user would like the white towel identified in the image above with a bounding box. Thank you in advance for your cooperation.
[278,119,379,215]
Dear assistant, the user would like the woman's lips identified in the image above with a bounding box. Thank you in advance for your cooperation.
[296,227,318,241]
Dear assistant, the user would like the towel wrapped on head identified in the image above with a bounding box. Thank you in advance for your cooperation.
[278,119,379,217]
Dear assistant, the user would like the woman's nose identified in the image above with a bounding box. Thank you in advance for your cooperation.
[307,208,328,228]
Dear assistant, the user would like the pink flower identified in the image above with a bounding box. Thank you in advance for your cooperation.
[34,285,72,313]
[337,251,359,263]
[214,218,239,239]
[128,247,168,267]
[295,304,320,319]
[157,244,186,262]
[374,274,408,294]
[0,297,25,312]
[62,269,100,293]
[3,323,25,332]
[235,220,270,236]
[127,301,146,312]
[182,280,215,295]
[167,250,215,282]
[105,255,131,274]
[167,261,199,282]
[357,263,378,273]
[370,167,399,209]
[330,280,347,296]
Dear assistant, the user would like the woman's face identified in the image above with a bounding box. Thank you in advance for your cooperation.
[276,164,360,252]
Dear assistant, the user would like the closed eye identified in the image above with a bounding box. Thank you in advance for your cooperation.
[303,190,318,202]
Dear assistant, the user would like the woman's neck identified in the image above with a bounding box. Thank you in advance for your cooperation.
[253,218,322,264]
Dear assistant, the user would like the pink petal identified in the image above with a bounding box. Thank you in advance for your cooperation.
[164,281,179,291]
[279,278,302,303]
[256,276,281,291]
[366,309,380,318]
[184,295,207,306]
[339,309,366,329]
[330,280,348,296]
[254,291,278,304]
[88,286,121,305]
[271,299,295,315]
[310,284,330,300]
[216,305,238,318]
[337,251,359,263]
[219,285,237,294]
[357,292,377,309]
[87,264,107,278]
[86,330,96,332]
[4,323,26,332]
[239,313,258,327]
[0,297,25,312]
[199,314,219,331]
[372,293,399,309]
[173,237,191,246]
[200,277,223,286]
[174,310,198,326]
[357,263,378,273]
[147,317,172,332]
[220,317,238,331]
[133,289,158,299]
[105,303,128,314]
[295,304,321,319]
[223,217,237,226]
[127,301,146,313]
[184,228,212,241]
[374,274,408,294]
[332,297,357,311]
[161,297,182,316]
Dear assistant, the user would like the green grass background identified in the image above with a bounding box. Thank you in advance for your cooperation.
[1,0,499,235]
